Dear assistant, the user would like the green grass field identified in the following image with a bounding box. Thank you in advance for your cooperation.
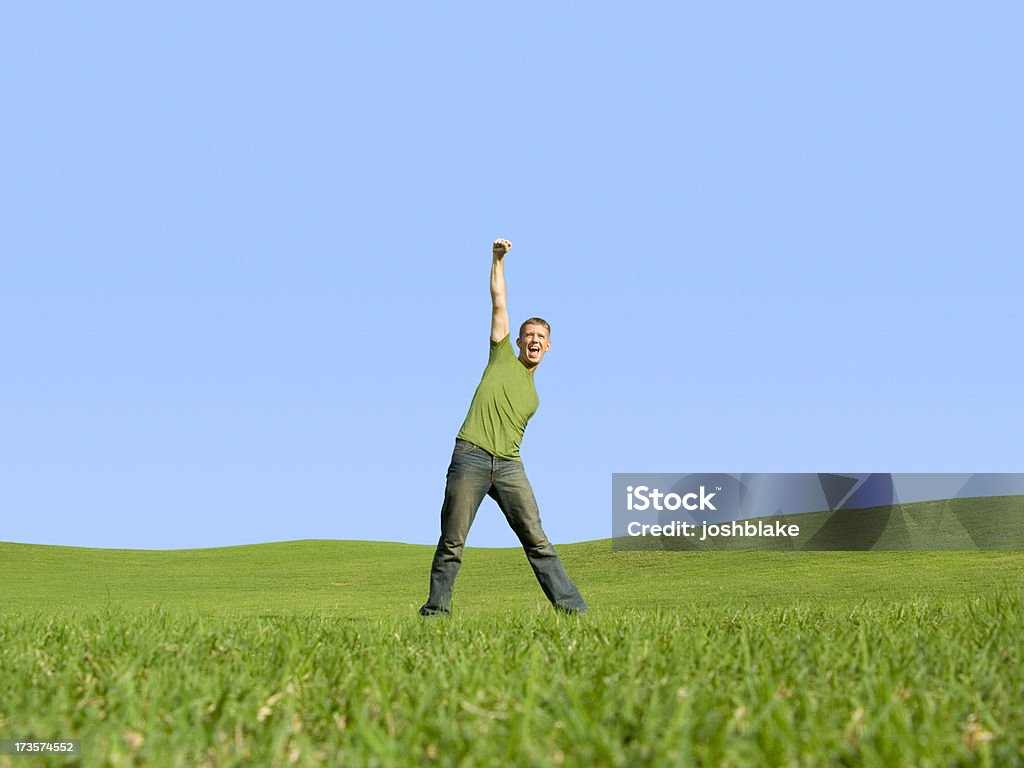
[1,540,1022,767]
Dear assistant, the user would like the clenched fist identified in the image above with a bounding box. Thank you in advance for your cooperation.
[492,238,512,258]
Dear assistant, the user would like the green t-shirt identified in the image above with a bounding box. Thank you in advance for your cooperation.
[456,334,539,461]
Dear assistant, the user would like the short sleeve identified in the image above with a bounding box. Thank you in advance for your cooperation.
[488,333,513,362]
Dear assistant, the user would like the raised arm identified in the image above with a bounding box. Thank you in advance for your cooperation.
[490,238,512,342]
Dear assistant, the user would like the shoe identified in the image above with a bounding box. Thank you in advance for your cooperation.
[554,603,588,615]
[418,606,450,617]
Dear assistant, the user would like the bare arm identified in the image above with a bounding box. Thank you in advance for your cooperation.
[490,238,512,342]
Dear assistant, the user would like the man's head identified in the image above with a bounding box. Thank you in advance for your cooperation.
[516,317,551,371]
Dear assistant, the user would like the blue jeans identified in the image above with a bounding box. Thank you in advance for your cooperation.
[420,439,587,615]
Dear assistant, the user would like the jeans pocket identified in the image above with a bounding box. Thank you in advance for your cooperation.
[454,439,478,455]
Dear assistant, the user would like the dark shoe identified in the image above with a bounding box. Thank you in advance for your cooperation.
[554,602,588,615]
[419,605,450,617]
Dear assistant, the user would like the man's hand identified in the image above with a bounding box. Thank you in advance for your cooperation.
[493,238,512,259]
[490,239,511,341]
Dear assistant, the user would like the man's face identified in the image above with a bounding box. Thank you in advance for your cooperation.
[516,324,551,369]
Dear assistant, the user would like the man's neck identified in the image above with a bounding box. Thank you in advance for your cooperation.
[518,356,538,376]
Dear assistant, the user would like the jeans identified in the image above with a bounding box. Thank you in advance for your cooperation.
[420,439,587,615]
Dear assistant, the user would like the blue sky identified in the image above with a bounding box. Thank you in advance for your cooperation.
[3,3,1022,550]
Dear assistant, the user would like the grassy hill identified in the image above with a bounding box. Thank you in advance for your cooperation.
[2,540,1022,766]
[2,536,1022,619]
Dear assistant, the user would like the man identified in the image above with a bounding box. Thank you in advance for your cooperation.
[419,238,588,616]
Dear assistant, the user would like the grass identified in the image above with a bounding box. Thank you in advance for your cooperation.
[4,539,1023,617]
[1,540,1022,766]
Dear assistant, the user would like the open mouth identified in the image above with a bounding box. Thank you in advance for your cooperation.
[528,345,540,354]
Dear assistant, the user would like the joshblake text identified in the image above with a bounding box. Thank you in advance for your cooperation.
[626,520,800,540]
